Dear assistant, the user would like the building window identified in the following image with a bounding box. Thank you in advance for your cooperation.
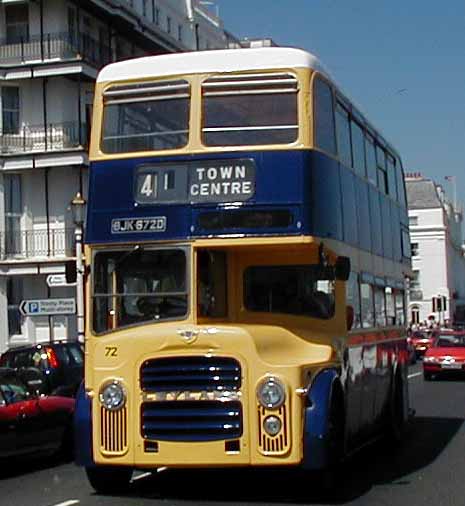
[153,5,160,24]
[178,24,183,41]
[167,16,172,34]
[411,243,419,256]
[68,7,77,46]
[409,215,418,226]
[411,306,420,325]
[2,87,20,134]
[4,174,22,255]
[5,4,29,44]
[142,0,147,17]
[410,270,420,290]
[7,277,23,336]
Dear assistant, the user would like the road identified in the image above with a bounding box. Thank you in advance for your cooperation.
[2,362,464,506]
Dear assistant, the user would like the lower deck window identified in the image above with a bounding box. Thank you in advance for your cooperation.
[244,265,335,319]
[92,247,187,333]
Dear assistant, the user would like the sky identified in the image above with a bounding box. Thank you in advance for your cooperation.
[216,0,465,209]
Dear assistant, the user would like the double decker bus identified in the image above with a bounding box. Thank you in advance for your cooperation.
[74,47,412,493]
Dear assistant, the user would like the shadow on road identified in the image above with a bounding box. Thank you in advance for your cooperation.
[0,453,72,480]
[124,415,463,504]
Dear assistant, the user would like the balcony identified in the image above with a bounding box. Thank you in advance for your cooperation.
[0,31,111,68]
[0,228,75,261]
[1,121,88,155]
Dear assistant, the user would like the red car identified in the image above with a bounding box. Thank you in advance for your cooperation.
[0,367,75,459]
[410,330,437,358]
[423,332,465,380]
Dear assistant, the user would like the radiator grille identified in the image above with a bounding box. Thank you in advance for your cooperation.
[257,404,290,455]
[100,406,128,454]
[141,400,242,441]
[140,356,241,392]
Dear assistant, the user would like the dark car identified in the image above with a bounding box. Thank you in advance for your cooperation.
[0,367,75,459]
[0,342,83,397]
[423,332,465,380]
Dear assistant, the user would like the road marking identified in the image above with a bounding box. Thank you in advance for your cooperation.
[408,372,422,379]
[131,471,152,482]
[52,501,79,506]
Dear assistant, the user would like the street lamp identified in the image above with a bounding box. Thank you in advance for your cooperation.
[70,192,86,343]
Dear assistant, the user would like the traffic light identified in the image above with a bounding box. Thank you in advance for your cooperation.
[65,260,77,284]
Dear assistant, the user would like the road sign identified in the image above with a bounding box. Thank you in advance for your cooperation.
[19,298,76,316]
[46,274,75,287]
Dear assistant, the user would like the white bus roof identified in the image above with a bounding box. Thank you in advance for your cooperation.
[96,47,328,83]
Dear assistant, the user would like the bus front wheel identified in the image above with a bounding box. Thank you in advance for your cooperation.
[85,466,132,494]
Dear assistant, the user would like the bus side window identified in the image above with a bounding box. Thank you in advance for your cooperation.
[313,76,337,155]
[198,251,227,318]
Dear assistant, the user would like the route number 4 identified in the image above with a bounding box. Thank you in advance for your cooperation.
[140,174,157,197]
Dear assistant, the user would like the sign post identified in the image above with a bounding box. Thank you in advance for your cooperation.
[19,298,76,316]
[46,274,76,288]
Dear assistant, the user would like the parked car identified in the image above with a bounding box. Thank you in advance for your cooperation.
[0,367,75,459]
[0,342,83,397]
[423,332,465,380]
[410,330,437,358]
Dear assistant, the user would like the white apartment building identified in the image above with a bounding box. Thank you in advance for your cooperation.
[406,173,465,327]
[0,0,232,352]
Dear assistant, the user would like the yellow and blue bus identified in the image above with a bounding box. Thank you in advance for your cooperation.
[74,47,412,492]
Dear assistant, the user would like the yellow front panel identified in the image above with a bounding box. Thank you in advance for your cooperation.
[89,325,330,468]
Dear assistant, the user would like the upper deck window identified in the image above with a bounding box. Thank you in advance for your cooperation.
[101,79,189,153]
[313,76,336,155]
[202,72,298,146]
[335,101,352,168]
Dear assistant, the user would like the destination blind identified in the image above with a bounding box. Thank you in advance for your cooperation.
[135,158,256,204]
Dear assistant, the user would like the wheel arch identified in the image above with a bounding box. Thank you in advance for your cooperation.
[74,381,95,467]
[302,368,345,470]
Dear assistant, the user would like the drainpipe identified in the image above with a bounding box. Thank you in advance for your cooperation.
[44,167,50,257]
[39,0,44,61]
[42,78,48,151]
[78,74,82,145]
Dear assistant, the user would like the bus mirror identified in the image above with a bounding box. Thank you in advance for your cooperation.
[335,256,350,281]
[65,260,77,284]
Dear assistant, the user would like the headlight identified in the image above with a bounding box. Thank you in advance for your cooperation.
[257,377,286,409]
[263,415,282,436]
[99,380,126,411]
[423,357,437,363]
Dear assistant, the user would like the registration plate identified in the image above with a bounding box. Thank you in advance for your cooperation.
[111,217,166,234]
[441,363,462,369]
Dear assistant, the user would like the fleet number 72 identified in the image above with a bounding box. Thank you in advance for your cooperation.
[105,346,118,357]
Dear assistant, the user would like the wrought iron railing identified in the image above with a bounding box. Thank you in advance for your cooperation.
[0,31,111,67]
[1,121,88,154]
[0,228,76,260]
